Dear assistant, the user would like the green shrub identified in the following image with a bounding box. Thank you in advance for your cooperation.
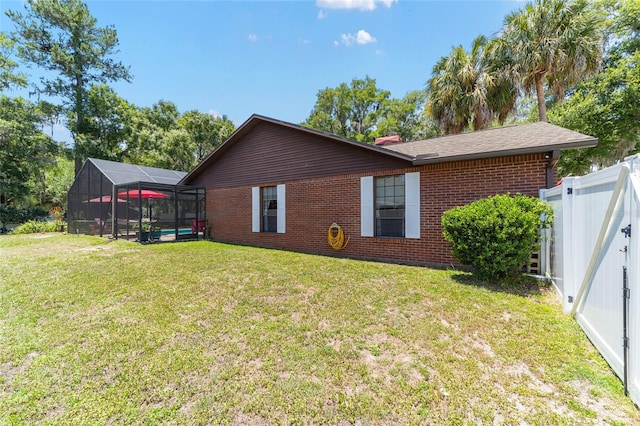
[442,194,553,281]
[9,220,61,235]
[0,205,49,226]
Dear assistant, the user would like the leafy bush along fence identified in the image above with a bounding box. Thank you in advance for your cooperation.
[442,194,552,280]
[0,206,49,233]
[9,220,60,234]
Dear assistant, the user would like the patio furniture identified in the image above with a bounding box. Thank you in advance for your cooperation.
[192,219,206,234]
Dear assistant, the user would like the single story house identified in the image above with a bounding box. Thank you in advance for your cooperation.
[180,114,597,266]
[180,115,597,265]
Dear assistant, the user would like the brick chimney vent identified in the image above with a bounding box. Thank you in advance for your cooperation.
[374,135,403,146]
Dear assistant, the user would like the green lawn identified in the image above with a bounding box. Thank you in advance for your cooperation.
[0,234,637,425]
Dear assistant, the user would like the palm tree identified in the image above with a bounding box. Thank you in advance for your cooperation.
[496,0,603,122]
[428,35,517,134]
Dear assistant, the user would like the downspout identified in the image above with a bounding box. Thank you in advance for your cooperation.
[545,149,560,189]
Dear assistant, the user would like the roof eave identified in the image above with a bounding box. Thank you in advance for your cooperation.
[86,158,117,185]
[411,138,598,166]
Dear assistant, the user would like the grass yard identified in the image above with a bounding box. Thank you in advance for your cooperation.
[0,234,638,425]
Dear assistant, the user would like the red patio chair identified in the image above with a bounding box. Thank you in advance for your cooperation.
[191,219,206,234]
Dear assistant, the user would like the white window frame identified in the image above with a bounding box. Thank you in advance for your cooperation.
[361,176,374,237]
[276,184,286,233]
[251,184,286,233]
[361,172,420,239]
[405,172,420,239]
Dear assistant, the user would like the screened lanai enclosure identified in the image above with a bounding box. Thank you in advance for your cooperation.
[67,158,206,243]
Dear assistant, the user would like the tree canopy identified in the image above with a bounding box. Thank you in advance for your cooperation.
[304,76,438,143]
[495,0,604,122]
[0,96,58,205]
[304,76,388,143]
[7,0,132,172]
[0,33,27,91]
[179,111,236,163]
[428,35,517,134]
[548,0,640,175]
[124,101,235,172]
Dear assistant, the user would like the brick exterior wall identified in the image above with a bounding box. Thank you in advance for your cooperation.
[206,153,552,266]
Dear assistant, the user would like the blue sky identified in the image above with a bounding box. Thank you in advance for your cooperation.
[1,0,523,140]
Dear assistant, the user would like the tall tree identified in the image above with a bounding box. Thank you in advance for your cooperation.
[549,0,640,175]
[179,111,235,162]
[606,0,640,57]
[34,154,74,207]
[0,32,27,91]
[0,96,57,205]
[376,90,440,141]
[125,101,232,171]
[304,76,390,143]
[428,35,517,134]
[81,83,135,162]
[7,0,131,173]
[495,0,603,122]
[125,101,180,169]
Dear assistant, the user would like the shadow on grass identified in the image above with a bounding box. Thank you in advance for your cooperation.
[450,270,548,297]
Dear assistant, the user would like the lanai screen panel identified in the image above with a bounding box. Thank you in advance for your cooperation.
[68,158,200,241]
[113,183,205,242]
[67,160,115,236]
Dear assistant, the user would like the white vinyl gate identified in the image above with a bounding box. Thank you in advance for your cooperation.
[541,154,640,406]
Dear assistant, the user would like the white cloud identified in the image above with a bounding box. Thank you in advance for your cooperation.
[356,29,376,44]
[208,109,222,118]
[318,10,327,19]
[316,0,397,11]
[340,33,355,46]
[248,33,259,43]
[339,29,377,46]
[378,0,397,7]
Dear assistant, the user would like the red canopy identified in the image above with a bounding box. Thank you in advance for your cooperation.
[85,195,127,203]
[117,189,170,199]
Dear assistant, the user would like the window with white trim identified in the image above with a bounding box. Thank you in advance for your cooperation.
[252,184,286,233]
[262,186,277,233]
[375,175,405,237]
[361,172,420,239]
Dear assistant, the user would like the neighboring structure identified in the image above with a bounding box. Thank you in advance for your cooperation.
[181,115,597,266]
[67,158,205,242]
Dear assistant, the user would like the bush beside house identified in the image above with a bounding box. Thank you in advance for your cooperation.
[442,194,553,280]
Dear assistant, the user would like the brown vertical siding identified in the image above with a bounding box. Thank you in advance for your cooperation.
[205,153,549,266]
[189,121,411,188]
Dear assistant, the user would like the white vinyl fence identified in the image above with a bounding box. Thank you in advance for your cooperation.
[541,154,640,406]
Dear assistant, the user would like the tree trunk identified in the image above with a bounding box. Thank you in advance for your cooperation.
[535,74,547,122]
[74,69,84,175]
[74,149,82,176]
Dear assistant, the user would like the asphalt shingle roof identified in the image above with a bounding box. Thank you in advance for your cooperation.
[88,158,187,186]
[182,115,598,184]
[380,121,597,164]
